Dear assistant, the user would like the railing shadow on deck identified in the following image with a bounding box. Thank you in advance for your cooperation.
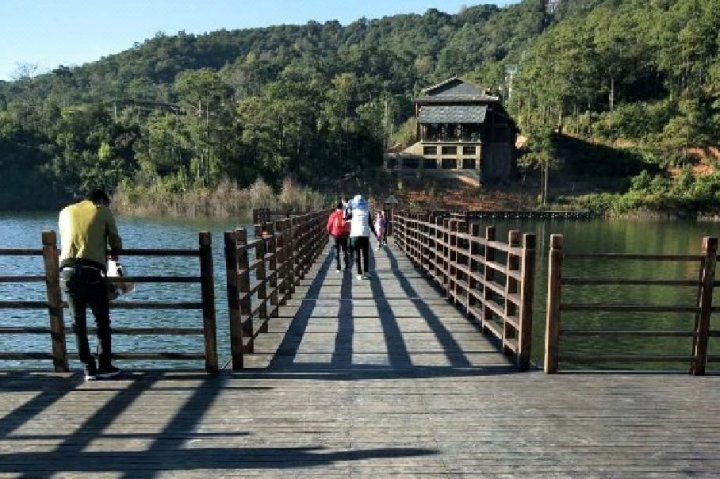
[263,243,517,380]
[0,372,436,477]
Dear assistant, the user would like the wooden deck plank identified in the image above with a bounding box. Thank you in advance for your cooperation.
[1,243,719,477]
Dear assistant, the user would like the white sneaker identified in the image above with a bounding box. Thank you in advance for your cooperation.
[362,273,370,280]
[356,275,363,281]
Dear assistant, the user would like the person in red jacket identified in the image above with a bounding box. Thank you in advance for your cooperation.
[326,202,351,272]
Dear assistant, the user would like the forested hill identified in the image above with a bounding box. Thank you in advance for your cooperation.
[0,0,718,212]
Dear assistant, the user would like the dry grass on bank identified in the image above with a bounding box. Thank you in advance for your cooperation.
[113,178,326,218]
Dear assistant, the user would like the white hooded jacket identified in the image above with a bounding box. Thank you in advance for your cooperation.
[347,195,375,238]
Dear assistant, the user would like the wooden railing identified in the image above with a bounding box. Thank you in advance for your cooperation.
[0,231,218,373]
[252,208,311,224]
[394,212,537,370]
[416,210,594,221]
[225,210,328,369]
[0,231,67,371]
[545,235,717,375]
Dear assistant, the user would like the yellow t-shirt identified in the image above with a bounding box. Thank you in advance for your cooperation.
[59,200,122,268]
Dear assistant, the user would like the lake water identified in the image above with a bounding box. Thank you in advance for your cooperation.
[0,212,247,371]
[1,213,719,371]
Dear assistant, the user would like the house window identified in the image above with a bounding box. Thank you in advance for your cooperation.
[423,158,437,169]
[463,146,476,155]
[462,159,476,169]
[442,158,457,169]
[441,146,457,155]
[423,146,437,155]
[403,157,419,169]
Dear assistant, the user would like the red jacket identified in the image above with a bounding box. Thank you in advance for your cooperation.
[326,209,349,238]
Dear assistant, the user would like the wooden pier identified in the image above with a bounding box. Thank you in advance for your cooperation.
[1,211,720,476]
[1,252,719,477]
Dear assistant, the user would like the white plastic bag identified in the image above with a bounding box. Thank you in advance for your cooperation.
[107,259,135,297]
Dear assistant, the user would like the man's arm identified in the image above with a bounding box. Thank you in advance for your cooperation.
[326,212,334,234]
[105,209,122,259]
[368,211,377,237]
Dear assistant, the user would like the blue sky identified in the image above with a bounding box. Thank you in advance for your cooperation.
[0,0,519,81]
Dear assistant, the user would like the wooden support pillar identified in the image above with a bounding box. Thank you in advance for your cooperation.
[692,236,717,375]
[288,217,296,292]
[224,230,244,370]
[545,234,563,374]
[267,222,279,317]
[482,226,496,333]
[503,230,520,356]
[198,232,218,374]
[468,224,481,318]
[254,225,268,334]
[518,233,536,372]
[42,230,68,373]
[236,228,253,354]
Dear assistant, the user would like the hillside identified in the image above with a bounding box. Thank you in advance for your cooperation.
[0,0,718,215]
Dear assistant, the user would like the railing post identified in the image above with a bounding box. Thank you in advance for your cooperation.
[448,220,459,302]
[278,219,290,304]
[41,231,68,373]
[545,234,563,374]
[224,230,244,370]
[236,228,253,353]
[254,225,268,334]
[692,236,717,375]
[458,220,469,313]
[504,230,521,356]
[442,218,451,294]
[468,223,481,318]
[482,226,496,333]
[435,217,444,287]
[198,232,218,374]
[518,233,536,372]
[267,222,279,317]
[295,215,305,279]
[288,217,296,293]
[416,214,423,271]
[394,212,401,249]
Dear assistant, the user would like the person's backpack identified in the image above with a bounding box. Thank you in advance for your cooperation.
[333,211,348,236]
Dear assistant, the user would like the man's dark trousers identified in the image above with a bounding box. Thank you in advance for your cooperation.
[351,236,370,275]
[333,236,350,270]
[61,265,112,368]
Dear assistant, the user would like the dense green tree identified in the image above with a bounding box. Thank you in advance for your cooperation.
[0,0,718,211]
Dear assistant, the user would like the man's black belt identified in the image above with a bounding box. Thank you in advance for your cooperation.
[60,258,106,272]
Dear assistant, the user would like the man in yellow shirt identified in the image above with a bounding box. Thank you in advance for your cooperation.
[59,189,123,380]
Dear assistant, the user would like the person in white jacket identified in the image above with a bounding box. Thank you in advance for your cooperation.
[345,194,377,280]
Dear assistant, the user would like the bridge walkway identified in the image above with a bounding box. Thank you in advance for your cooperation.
[1,244,719,477]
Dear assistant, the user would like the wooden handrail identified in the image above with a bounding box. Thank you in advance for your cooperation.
[393,211,536,371]
[225,210,329,370]
[544,234,717,375]
[0,231,218,374]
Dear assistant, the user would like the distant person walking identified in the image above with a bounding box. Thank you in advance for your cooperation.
[59,189,123,381]
[346,194,377,280]
[374,211,387,250]
[326,202,351,272]
[341,197,354,262]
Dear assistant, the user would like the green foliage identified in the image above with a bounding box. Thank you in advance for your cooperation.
[0,0,718,215]
[580,169,720,215]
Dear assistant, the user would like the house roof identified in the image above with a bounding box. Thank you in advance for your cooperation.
[417,105,488,124]
[417,77,498,103]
